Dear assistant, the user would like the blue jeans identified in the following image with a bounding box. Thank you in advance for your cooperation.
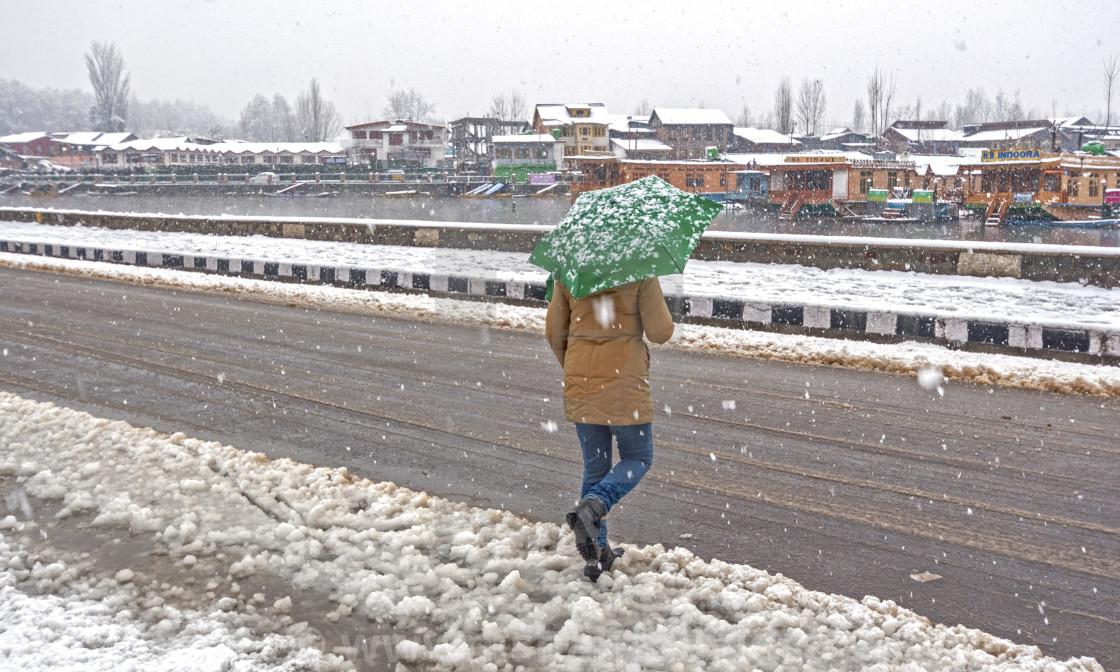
[576,422,654,546]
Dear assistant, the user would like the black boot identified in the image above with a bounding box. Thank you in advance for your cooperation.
[566,496,606,562]
[584,542,625,583]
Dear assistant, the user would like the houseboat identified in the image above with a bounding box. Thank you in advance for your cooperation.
[766,155,923,220]
[958,149,1120,226]
[567,156,731,196]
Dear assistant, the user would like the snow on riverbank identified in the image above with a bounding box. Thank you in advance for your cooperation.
[3,251,1120,398]
[4,219,1120,330]
[0,392,1105,671]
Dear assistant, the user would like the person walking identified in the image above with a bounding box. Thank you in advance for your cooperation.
[546,275,675,582]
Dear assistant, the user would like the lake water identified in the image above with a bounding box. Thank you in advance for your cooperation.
[2,192,1117,248]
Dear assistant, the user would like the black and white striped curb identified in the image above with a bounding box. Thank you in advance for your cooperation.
[3,238,1118,361]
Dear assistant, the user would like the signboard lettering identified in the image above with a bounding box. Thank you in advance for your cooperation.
[785,155,846,164]
[528,173,557,185]
[981,149,1042,162]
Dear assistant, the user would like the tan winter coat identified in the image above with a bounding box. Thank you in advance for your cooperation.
[546,277,675,425]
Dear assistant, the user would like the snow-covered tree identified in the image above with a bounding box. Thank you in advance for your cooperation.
[296,78,341,142]
[85,41,130,132]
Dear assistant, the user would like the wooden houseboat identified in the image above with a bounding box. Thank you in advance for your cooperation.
[567,156,731,196]
[958,150,1120,225]
[767,155,921,219]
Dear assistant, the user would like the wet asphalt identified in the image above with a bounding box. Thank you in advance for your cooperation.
[1,265,1118,670]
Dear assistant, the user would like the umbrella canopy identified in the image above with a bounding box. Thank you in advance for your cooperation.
[529,175,723,300]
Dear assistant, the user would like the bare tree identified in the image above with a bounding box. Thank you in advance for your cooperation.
[383,87,435,123]
[736,103,752,127]
[1105,54,1119,130]
[487,89,527,121]
[633,99,652,118]
[795,78,826,136]
[295,78,341,142]
[773,77,793,135]
[85,41,130,132]
[866,67,896,137]
[851,99,866,133]
[952,87,991,128]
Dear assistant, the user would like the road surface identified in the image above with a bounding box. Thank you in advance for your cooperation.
[1,266,1117,669]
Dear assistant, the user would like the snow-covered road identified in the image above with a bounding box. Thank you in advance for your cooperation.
[0,393,1105,671]
[3,219,1119,330]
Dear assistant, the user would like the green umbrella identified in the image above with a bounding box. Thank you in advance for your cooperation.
[529,175,723,300]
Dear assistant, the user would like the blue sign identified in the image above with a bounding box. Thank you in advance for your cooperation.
[981,149,1041,162]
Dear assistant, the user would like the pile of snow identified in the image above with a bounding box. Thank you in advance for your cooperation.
[3,251,1120,399]
[0,392,1103,671]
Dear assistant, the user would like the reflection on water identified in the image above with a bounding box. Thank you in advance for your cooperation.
[3,192,1117,247]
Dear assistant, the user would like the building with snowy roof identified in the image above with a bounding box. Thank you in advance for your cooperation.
[49,132,139,168]
[0,131,52,157]
[489,134,560,183]
[818,128,873,151]
[95,138,343,168]
[649,108,735,159]
[343,120,447,170]
[530,104,613,164]
[958,120,1073,152]
[729,127,802,153]
[882,121,963,155]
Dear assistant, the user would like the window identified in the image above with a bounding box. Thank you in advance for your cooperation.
[280,155,294,164]
[263,155,275,164]
[389,134,403,146]
[704,127,713,141]
[302,155,318,164]
[1068,176,1079,197]
[806,170,829,191]
[354,131,367,139]
[515,148,530,160]
[536,148,549,159]
[1044,173,1060,192]
[692,127,701,141]
[241,156,254,164]
[859,170,872,194]
[102,152,117,164]
[887,171,898,190]
[497,148,512,159]
[371,132,383,140]
[593,127,604,137]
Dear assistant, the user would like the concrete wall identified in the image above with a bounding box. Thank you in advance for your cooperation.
[3,206,1119,287]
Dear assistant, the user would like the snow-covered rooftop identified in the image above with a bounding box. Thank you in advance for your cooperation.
[610,137,673,152]
[963,127,1050,142]
[733,127,802,146]
[0,131,49,144]
[491,134,556,144]
[534,103,613,127]
[653,108,734,126]
[890,127,964,142]
[908,153,971,176]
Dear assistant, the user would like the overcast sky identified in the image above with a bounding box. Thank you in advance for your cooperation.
[1,0,1114,128]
